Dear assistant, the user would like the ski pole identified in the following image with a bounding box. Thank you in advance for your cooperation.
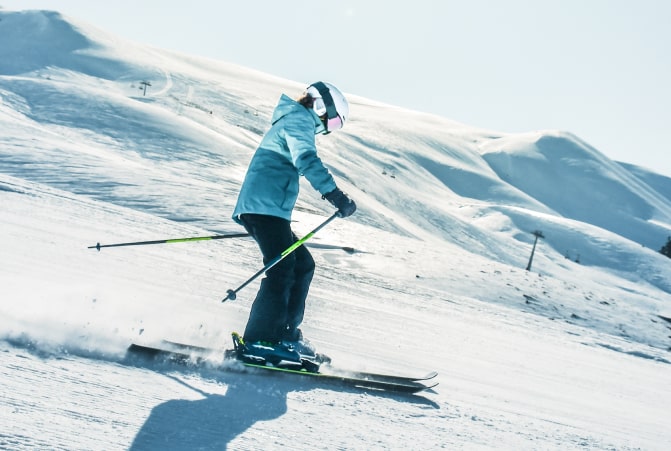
[88,232,249,251]
[222,212,340,302]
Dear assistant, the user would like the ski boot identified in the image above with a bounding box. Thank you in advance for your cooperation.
[282,328,332,364]
[231,332,302,367]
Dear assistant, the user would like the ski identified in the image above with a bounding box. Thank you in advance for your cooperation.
[160,339,437,384]
[126,341,437,394]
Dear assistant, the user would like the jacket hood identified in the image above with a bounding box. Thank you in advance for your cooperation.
[272,94,324,132]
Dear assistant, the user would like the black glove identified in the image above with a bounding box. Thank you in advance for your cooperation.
[323,188,357,218]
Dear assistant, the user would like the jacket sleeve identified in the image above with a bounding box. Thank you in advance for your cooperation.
[282,110,338,195]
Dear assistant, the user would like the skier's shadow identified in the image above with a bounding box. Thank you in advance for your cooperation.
[129,369,440,450]
[129,372,293,450]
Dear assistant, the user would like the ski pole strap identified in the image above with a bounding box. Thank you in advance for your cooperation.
[223,212,339,302]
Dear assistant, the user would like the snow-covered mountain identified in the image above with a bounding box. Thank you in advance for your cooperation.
[2,10,670,450]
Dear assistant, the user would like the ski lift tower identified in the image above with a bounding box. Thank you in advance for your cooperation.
[140,81,152,96]
[526,230,545,271]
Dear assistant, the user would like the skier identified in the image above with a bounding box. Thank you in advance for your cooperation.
[231,81,356,364]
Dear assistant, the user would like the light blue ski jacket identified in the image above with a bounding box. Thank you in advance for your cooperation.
[232,94,337,223]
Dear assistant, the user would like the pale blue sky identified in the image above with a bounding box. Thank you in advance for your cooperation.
[3,0,671,176]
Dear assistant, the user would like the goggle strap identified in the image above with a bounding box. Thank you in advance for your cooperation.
[310,82,339,120]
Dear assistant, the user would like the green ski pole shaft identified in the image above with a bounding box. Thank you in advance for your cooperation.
[222,212,340,302]
[89,233,249,251]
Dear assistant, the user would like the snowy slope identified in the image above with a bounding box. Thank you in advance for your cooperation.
[2,10,671,450]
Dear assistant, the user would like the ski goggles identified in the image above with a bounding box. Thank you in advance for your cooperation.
[308,82,344,134]
[322,114,343,134]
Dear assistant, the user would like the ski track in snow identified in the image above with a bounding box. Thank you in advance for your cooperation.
[2,338,661,451]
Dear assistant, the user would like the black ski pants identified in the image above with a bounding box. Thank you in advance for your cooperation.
[239,214,315,343]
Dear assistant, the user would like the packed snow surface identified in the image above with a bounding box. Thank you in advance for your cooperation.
[1,10,671,450]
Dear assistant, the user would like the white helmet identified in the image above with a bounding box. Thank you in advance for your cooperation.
[306,81,349,134]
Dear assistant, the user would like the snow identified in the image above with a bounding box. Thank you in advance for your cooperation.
[1,9,671,450]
